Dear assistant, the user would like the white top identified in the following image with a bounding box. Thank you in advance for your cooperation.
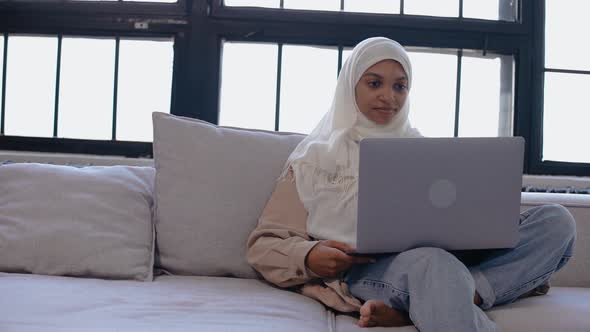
[282,37,422,247]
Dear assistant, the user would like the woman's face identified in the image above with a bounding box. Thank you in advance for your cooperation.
[355,59,409,125]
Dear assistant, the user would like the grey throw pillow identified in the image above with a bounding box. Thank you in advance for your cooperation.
[0,163,155,281]
[152,112,304,278]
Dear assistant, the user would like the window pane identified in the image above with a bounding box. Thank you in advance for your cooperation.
[342,48,353,67]
[545,0,590,71]
[459,55,506,137]
[219,42,277,131]
[279,45,338,134]
[344,0,400,14]
[407,51,457,137]
[116,38,173,142]
[224,0,280,7]
[463,0,499,20]
[5,36,56,137]
[58,37,115,140]
[463,0,517,21]
[283,0,340,11]
[404,0,459,17]
[543,72,590,163]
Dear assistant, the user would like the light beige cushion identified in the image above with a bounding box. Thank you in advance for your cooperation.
[0,163,155,281]
[152,112,304,278]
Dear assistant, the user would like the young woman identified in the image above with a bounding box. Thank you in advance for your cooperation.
[247,37,576,331]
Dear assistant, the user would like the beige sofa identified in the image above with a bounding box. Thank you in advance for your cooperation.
[0,114,589,331]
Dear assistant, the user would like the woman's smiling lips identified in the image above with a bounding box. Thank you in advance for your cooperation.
[373,107,396,114]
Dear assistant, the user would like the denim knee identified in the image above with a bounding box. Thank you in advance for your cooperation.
[397,247,470,277]
[398,247,454,263]
[538,204,576,246]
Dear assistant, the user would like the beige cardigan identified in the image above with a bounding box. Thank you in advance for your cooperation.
[246,171,363,312]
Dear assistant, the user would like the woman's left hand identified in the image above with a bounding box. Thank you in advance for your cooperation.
[305,240,376,278]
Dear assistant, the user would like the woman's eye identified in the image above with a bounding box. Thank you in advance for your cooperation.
[368,81,382,88]
[393,83,407,91]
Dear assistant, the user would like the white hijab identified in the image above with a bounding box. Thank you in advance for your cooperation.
[283,37,422,247]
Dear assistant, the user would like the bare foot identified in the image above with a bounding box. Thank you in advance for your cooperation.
[358,300,412,328]
[474,291,483,306]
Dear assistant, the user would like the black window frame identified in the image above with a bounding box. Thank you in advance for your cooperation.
[0,0,588,176]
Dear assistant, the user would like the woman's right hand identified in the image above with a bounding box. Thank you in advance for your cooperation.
[305,240,376,278]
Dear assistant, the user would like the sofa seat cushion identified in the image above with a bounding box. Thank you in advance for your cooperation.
[0,273,329,332]
[1,273,588,332]
[334,287,590,332]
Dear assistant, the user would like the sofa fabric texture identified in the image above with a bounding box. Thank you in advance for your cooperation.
[0,163,155,281]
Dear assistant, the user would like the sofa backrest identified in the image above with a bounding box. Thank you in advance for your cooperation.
[2,137,589,287]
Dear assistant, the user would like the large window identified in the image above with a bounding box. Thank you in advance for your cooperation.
[220,43,513,139]
[0,0,588,176]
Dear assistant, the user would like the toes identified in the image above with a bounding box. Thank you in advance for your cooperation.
[359,301,379,328]
[358,317,376,328]
[359,302,372,317]
[360,300,399,328]
[360,300,379,316]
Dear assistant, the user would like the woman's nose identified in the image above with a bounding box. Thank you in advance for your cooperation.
[379,89,396,102]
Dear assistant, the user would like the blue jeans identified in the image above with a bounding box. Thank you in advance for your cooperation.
[344,204,576,332]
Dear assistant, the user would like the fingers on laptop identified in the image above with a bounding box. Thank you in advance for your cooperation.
[321,240,354,253]
[320,240,376,264]
[351,256,377,264]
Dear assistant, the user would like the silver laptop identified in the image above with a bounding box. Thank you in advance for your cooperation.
[356,137,524,254]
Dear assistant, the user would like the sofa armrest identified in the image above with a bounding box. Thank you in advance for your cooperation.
[521,192,590,288]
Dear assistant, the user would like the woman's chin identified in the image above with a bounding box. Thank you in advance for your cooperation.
[371,116,393,126]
